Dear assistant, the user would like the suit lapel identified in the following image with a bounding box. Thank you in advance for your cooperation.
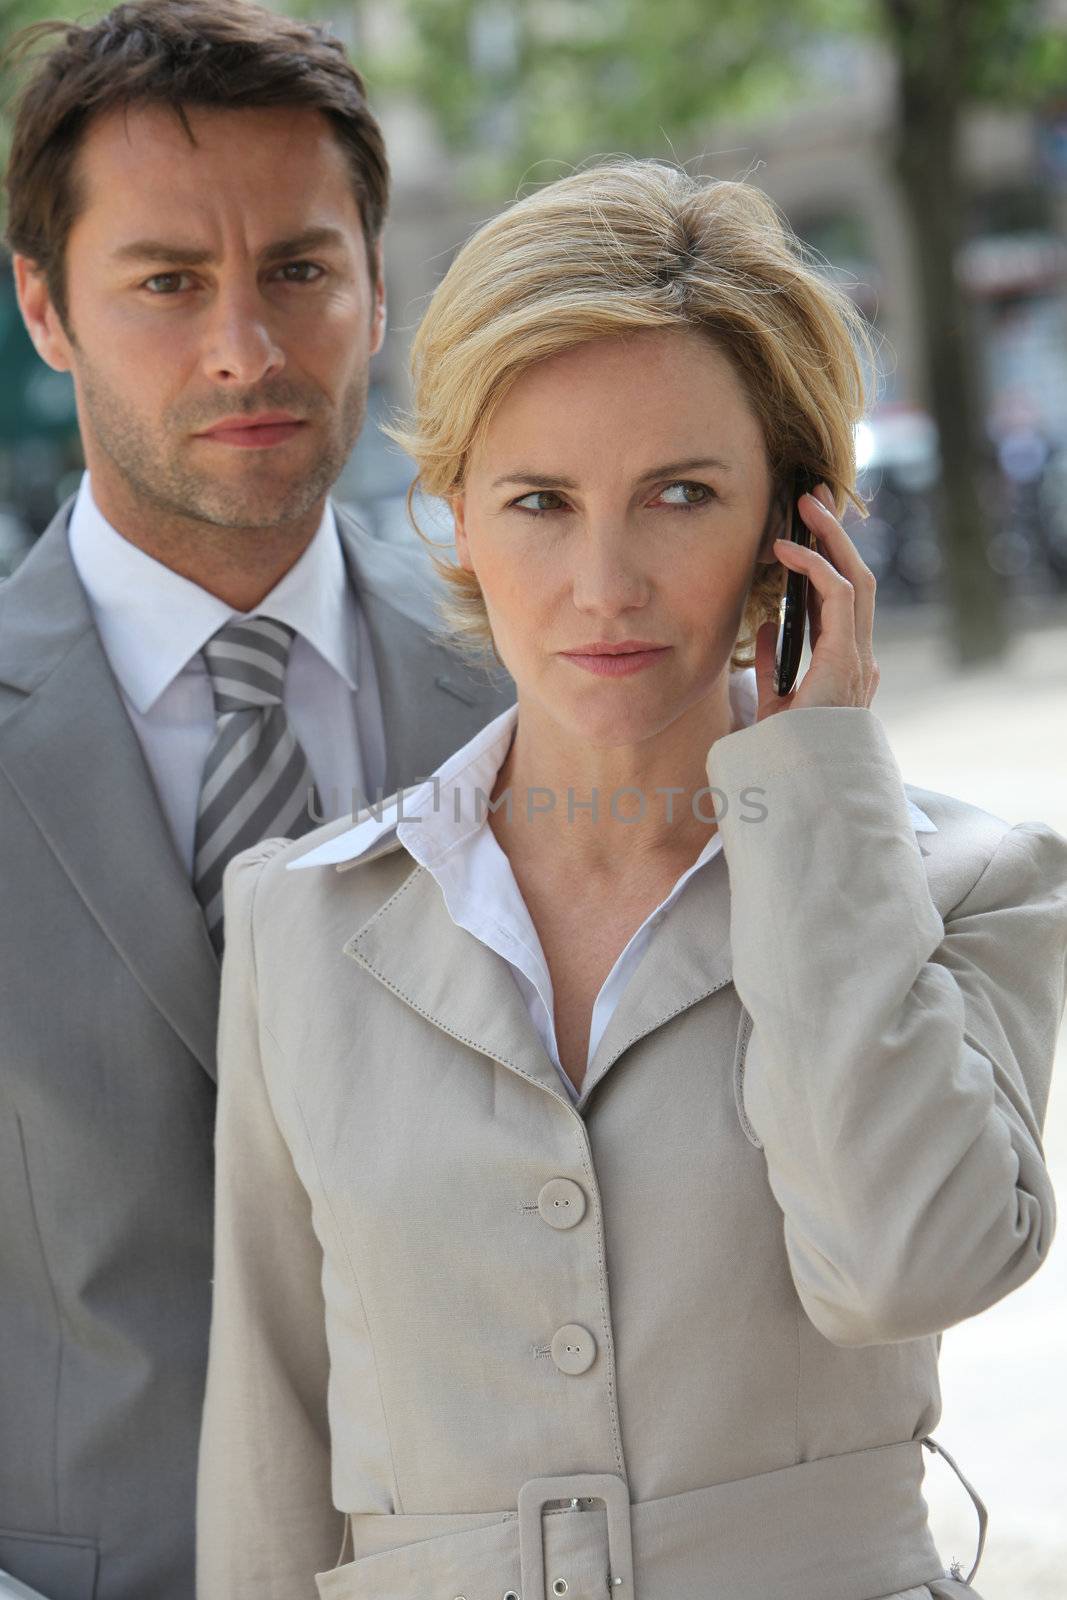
[0,503,221,1079]
[0,499,513,1087]
[332,505,513,797]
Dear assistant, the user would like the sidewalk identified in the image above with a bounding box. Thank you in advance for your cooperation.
[866,597,1067,1598]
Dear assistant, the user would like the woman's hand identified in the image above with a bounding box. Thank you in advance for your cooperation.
[753,481,880,720]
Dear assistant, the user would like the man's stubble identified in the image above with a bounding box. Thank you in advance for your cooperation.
[76,353,368,544]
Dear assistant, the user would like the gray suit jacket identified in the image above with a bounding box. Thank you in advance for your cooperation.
[0,497,515,1600]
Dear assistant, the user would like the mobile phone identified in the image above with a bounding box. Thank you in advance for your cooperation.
[774,467,820,697]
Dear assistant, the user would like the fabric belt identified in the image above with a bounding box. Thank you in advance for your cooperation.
[316,1434,987,1600]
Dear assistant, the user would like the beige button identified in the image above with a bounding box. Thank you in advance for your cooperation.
[551,1323,597,1375]
[537,1178,587,1231]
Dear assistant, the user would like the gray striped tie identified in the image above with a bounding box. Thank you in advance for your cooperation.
[194,615,322,956]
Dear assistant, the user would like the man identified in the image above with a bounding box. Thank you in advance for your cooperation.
[0,4,513,1596]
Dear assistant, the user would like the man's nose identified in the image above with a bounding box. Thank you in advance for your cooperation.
[200,281,285,387]
[570,522,651,615]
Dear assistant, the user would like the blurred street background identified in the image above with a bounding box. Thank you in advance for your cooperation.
[873,601,1067,1598]
[3,0,1067,1592]
[4,0,1067,661]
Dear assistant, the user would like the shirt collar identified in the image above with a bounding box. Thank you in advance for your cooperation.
[289,665,940,875]
[67,470,358,715]
[289,698,522,871]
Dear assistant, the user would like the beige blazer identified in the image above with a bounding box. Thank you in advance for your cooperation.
[196,704,1067,1600]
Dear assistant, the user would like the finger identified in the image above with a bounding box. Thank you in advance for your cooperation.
[773,535,859,654]
[800,512,826,649]
[796,488,876,654]
[805,565,823,654]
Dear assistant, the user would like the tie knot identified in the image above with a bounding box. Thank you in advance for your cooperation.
[202,615,296,712]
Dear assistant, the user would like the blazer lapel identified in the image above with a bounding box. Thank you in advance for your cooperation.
[342,845,736,1113]
[344,860,573,1108]
[338,763,960,1112]
[579,848,735,1106]
[0,503,221,1079]
[578,799,950,1106]
[577,802,953,1108]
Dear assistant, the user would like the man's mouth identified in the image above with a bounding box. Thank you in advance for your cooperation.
[194,413,308,449]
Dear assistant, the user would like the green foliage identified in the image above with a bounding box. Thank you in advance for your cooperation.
[368,0,878,193]
[879,0,1067,103]
[2,0,1061,205]
[967,0,1067,102]
[364,0,1065,195]
[1,1,108,224]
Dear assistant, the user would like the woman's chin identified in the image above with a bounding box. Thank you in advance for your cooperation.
[546,698,685,751]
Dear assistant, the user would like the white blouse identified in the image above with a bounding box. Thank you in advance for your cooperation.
[289,667,937,1103]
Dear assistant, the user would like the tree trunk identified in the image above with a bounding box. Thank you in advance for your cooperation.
[883,0,1009,665]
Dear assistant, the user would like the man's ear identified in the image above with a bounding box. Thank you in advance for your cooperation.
[13,255,75,372]
[450,493,474,572]
[369,240,386,356]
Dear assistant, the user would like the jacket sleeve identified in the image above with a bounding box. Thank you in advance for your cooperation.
[197,841,345,1599]
[709,705,1067,1348]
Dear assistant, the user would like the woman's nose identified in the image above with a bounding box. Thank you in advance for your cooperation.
[570,526,651,616]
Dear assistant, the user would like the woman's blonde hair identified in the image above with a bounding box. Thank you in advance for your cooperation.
[385,157,879,671]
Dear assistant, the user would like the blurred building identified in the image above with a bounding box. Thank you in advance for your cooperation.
[354,19,1067,440]
[333,8,1067,596]
[2,7,1066,586]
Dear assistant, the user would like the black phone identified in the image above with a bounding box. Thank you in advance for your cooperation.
[774,467,820,698]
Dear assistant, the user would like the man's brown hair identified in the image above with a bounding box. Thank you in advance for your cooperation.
[2,0,390,332]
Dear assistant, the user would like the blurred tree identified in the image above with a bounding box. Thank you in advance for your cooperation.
[3,0,1064,660]
[370,0,1067,666]
[0,0,108,173]
[878,0,1066,663]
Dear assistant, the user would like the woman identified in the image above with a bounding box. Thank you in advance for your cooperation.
[196,160,1067,1600]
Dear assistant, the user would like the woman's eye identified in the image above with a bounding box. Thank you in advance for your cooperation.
[657,480,714,508]
[512,490,566,515]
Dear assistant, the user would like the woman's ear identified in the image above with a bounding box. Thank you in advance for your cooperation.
[754,531,782,567]
[754,481,787,567]
[450,495,474,572]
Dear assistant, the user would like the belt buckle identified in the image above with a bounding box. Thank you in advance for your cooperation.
[517,1471,634,1598]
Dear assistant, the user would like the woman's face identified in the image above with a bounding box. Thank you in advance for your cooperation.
[451,326,783,748]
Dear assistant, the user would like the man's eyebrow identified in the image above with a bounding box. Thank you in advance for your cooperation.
[489,457,734,491]
[110,226,351,266]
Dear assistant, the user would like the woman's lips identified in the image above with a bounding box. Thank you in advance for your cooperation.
[559,647,670,677]
[196,421,307,449]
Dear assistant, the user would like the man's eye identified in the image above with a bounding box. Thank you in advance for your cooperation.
[512,490,566,515]
[140,263,324,294]
[276,261,325,283]
[657,481,714,507]
[143,272,191,295]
